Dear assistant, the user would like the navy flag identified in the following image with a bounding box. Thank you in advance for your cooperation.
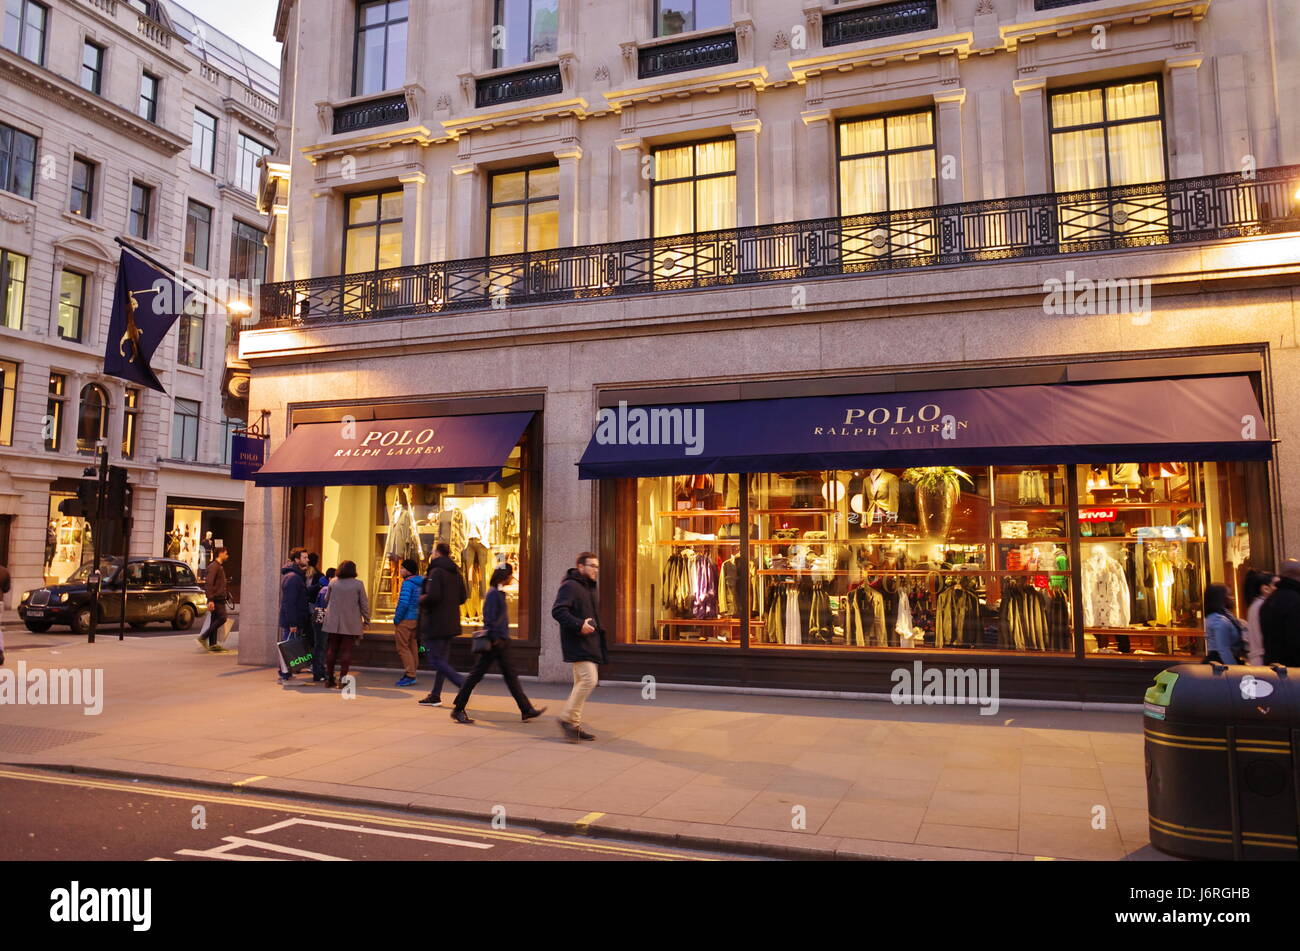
[103,249,196,393]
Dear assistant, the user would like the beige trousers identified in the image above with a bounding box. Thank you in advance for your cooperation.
[394,619,420,678]
[560,661,599,727]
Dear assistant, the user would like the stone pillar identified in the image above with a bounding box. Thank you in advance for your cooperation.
[1013,77,1048,195]
[934,88,966,204]
[615,137,645,241]
[1167,55,1205,179]
[554,145,583,247]
[732,119,762,227]
[310,189,333,277]
[451,163,480,259]
[398,171,426,267]
[801,110,834,218]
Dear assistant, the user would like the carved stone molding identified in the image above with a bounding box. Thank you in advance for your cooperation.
[0,206,33,233]
[773,30,790,50]
[619,42,637,82]
[315,101,331,132]
[593,63,610,83]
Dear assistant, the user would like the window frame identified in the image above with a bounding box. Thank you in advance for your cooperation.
[171,397,200,461]
[649,136,737,239]
[834,107,938,217]
[177,311,204,369]
[70,156,96,218]
[57,269,87,343]
[80,39,105,94]
[352,0,409,98]
[191,108,218,174]
[341,188,403,274]
[0,358,17,447]
[138,71,160,122]
[44,370,65,451]
[218,415,242,466]
[1,247,28,330]
[491,0,560,70]
[229,217,268,282]
[0,120,38,199]
[1047,75,1169,192]
[129,181,153,241]
[486,163,561,257]
[121,387,140,459]
[76,382,110,454]
[184,199,212,270]
[3,0,47,65]
[653,0,731,38]
[234,132,271,195]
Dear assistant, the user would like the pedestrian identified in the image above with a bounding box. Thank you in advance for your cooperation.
[450,565,546,724]
[416,543,466,706]
[1242,569,1276,666]
[0,562,9,666]
[277,547,314,685]
[322,560,369,689]
[1203,583,1245,665]
[552,552,606,742]
[392,558,423,687]
[199,547,232,653]
[304,552,328,683]
[1260,558,1300,667]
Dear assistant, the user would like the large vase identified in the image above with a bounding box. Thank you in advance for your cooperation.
[916,483,959,540]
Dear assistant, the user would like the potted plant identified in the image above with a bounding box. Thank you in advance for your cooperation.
[903,467,973,539]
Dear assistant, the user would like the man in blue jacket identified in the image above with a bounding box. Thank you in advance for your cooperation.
[392,558,424,687]
[277,547,312,684]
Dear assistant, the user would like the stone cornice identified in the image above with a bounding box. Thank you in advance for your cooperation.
[0,50,190,156]
[441,98,592,138]
[787,33,973,82]
[76,0,193,72]
[603,68,769,112]
[221,95,277,139]
[300,125,444,163]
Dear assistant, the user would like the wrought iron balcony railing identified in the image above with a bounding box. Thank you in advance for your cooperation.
[476,65,564,108]
[639,32,739,79]
[823,0,938,46]
[256,166,1300,330]
[332,94,410,135]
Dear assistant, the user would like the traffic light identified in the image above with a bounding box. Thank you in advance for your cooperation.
[106,466,128,516]
[58,479,100,518]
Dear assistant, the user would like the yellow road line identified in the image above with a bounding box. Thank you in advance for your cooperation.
[0,767,711,861]
[232,775,268,786]
[574,811,604,834]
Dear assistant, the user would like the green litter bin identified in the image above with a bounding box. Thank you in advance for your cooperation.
[1144,663,1300,860]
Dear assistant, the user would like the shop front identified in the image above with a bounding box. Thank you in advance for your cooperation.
[164,497,245,597]
[253,398,543,673]
[580,368,1275,703]
[47,479,94,584]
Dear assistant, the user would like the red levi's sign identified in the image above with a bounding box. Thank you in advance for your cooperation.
[1079,509,1117,522]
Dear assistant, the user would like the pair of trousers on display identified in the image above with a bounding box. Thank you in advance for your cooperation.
[453,639,534,714]
[561,661,599,727]
[423,638,465,700]
[393,619,419,678]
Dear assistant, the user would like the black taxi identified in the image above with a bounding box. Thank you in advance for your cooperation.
[18,558,208,635]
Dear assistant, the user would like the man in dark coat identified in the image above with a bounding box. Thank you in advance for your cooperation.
[416,543,467,706]
[277,547,312,684]
[1261,558,1300,667]
[199,547,231,653]
[552,552,606,741]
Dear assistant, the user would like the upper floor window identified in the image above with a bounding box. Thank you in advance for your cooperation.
[0,120,37,199]
[70,156,96,217]
[837,110,936,215]
[230,219,267,282]
[344,190,402,272]
[493,0,558,69]
[235,133,271,194]
[651,138,736,238]
[178,311,203,368]
[218,415,242,466]
[1,248,26,330]
[44,370,64,451]
[80,40,105,94]
[185,199,212,270]
[3,0,47,65]
[138,71,160,122]
[354,0,408,97]
[1050,79,1166,191]
[655,0,729,36]
[57,270,86,342]
[171,397,200,461]
[488,165,559,256]
[121,387,139,459]
[129,181,153,240]
[0,359,16,447]
[77,383,109,453]
[191,109,217,173]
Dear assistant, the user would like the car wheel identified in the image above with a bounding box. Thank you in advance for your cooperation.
[71,606,93,636]
[172,604,196,631]
[24,621,52,633]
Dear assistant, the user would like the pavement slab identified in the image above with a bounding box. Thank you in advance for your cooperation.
[0,631,1165,860]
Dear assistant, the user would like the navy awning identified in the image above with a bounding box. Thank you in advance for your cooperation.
[576,376,1271,479]
[253,412,533,487]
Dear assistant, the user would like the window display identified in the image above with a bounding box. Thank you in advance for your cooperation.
[614,460,1272,659]
[46,493,91,584]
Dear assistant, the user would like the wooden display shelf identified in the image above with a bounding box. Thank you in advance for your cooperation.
[1087,627,1204,637]
[1081,536,1207,543]
[992,504,1068,512]
[1078,501,1203,510]
[658,510,738,518]
[655,618,740,625]
[755,508,837,514]
[997,537,1071,543]
[754,568,1068,576]
[657,539,743,546]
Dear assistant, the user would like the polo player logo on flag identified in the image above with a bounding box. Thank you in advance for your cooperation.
[103,247,199,393]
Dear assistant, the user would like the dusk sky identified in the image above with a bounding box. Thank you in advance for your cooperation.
[180,0,282,66]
